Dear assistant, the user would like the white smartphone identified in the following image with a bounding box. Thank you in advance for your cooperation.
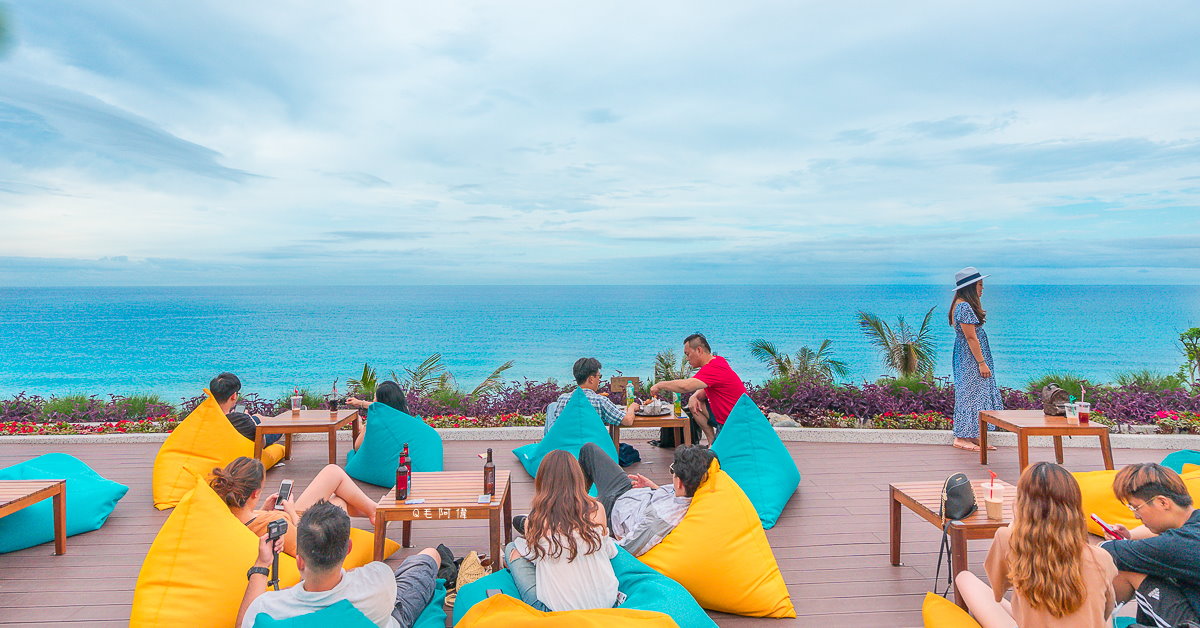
[275,480,293,510]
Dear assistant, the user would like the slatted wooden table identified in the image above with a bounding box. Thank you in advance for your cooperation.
[0,480,67,555]
[610,413,692,448]
[253,409,360,465]
[890,480,1015,608]
[374,470,512,570]
[979,410,1114,472]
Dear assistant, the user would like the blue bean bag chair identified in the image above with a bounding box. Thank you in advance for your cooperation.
[451,546,715,627]
[513,388,618,479]
[1161,450,1200,474]
[252,579,447,627]
[0,453,128,553]
[345,403,443,488]
[710,395,800,529]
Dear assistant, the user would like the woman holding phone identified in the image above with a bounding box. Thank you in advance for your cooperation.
[955,462,1117,627]
[209,457,378,556]
[950,267,1004,452]
[344,380,410,450]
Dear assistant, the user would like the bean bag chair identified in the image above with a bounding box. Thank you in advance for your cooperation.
[711,395,800,528]
[921,592,981,627]
[132,475,261,627]
[253,600,376,627]
[152,390,285,509]
[0,453,128,553]
[345,402,443,488]
[1075,468,1200,537]
[457,594,679,627]
[512,388,618,479]
[1161,450,1200,474]
[452,546,715,627]
[639,459,795,618]
[252,579,447,627]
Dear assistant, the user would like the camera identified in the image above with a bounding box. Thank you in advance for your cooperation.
[266,518,288,542]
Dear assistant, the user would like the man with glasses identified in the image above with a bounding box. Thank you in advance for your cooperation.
[543,358,639,434]
[1100,463,1200,627]
[565,442,716,556]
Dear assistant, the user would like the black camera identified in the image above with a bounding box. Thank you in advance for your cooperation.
[266,518,288,541]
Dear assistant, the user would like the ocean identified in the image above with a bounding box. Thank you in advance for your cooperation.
[0,285,1196,404]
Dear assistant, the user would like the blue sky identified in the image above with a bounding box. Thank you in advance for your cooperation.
[0,1,1198,286]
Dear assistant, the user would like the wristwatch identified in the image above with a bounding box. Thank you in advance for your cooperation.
[247,566,270,580]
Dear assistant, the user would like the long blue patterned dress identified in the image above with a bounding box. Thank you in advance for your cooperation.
[953,301,1003,439]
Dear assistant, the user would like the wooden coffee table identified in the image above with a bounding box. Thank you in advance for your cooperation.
[0,480,67,555]
[374,470,512,571]
[253,409,360,465]
[610,413,692,448]
[979,410,1113,472]
[890,480,1015,608]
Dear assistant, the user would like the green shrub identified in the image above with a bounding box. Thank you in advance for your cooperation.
[276,389,328,410]
[878,375,937,395]
[1114,370,1186,391]
[112,394,172,418]
[39,395,96,420]
[1025,373,1089,400]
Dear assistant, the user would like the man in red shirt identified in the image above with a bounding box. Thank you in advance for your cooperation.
[650,333,748,446]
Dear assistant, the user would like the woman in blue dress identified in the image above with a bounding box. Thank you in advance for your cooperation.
[950,267,1004,452]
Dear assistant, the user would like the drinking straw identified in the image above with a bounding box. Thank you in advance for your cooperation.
[989,470,997,497]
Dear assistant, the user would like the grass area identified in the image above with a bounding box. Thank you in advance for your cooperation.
[1024,372,1089,400]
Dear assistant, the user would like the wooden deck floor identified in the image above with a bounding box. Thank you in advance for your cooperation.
[0,437,1166,627]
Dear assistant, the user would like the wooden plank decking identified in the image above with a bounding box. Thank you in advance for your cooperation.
[0,437,1167,627]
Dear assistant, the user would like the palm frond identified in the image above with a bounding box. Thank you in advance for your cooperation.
[404,354,447,394]
[653,349,695,382]
[347,363,378,396]
[749,338,791,377]
[470,360,515,399]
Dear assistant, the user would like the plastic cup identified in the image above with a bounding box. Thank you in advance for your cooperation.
[985,496,1004,521]
[1077,402,1091,424]
[328,397,339,417]
[291,395,302,416]
[1065,402,1079,425]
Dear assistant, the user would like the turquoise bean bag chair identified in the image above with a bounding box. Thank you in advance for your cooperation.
[452,547,715,627]
[513,388,618,479]
[1161,450,1200,474]
[252,579,447,627]
[710,395,800,529]
[0,453,128,553]
[345,403,443,488]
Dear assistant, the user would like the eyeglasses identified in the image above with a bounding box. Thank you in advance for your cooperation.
[669,463,675,475]
[1126,500,1152,514]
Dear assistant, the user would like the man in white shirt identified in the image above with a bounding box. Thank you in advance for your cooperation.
[237,501,440,628]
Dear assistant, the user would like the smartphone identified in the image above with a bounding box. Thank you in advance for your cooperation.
[1091,513,1123,539]
[276,480,293,510]
[485,589,503,598]
[234,403,246,415]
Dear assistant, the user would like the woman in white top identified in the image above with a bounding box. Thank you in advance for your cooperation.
[505,449,619,612]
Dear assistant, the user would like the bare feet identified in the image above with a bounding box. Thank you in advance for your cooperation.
[953,438,981,452]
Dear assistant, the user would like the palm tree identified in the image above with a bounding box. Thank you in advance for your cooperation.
[653,349,695,383]
[393,353,448,395]
[749,338,849,383]
[857,307,937,378]
[347,363,379,397]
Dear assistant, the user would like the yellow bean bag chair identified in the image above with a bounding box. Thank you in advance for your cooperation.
[1075,468,1200,537]
[153,390,285,509]
[133,474,399,626]
[638,459,795,618]
[456,593,679,627]
[922,592,981,627]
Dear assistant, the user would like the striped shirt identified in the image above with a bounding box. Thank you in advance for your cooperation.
[544,388,626,433]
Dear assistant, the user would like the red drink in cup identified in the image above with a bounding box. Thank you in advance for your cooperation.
[1077,402,1091,424]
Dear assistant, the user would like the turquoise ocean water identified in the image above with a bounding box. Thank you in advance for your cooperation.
[0,285,1196,403]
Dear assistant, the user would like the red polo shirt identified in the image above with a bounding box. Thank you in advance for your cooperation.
[694,356,747,424]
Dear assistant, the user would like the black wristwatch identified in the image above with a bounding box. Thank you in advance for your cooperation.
[247,566,270,580]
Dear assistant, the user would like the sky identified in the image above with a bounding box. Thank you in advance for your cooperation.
[0,1,1198,286]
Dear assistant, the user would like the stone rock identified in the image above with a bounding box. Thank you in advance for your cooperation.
[768,413,800,428]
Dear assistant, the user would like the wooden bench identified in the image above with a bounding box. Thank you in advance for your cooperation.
[0,480,67,555]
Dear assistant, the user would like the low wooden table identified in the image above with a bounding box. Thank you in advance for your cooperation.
[0,480,67,555]
[979,410,1113,472]
[610,413,692,448]
[374,470,513,571]
[253,409,360,465]
[890,480,1015,608]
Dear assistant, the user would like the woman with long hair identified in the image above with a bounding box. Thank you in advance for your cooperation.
[344,380,409,450]
[949,267,1004,451]
[208,457,378,556]
[505,450,619,611]
[956,462,1117,627]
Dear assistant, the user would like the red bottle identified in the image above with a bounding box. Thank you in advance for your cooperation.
[483,448,496,496]
[395,442,411,501]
